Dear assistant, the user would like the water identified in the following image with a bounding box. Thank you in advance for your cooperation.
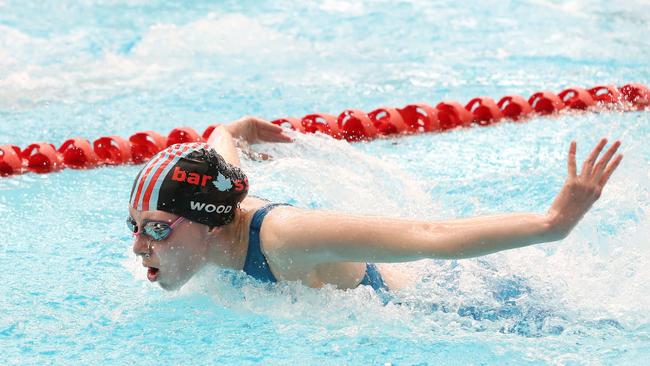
[1,1,649,365]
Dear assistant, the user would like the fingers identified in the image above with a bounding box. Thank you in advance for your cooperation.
[263,123,295,142]
[258,123,294,142]
[280,133,294,142]
[598,153,623,187]
[581,138,608,177]
[269,132,294,142]
[568,141,577,177]
[241,117,294,143]
[256,119,289,135]
[261,121,284,132]
[592,140,621,180]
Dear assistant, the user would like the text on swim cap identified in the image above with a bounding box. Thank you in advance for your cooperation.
[212,174,247,192]
[233,177,248,192]
[172,167,213,187]
[190,201,232,214]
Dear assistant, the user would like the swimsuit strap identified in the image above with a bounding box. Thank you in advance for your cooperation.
[242,203,289,283]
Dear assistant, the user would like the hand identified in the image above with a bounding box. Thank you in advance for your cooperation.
[226,116,294,144]
[547,138,623,239]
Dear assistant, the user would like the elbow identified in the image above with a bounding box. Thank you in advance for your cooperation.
[419,222,460,259]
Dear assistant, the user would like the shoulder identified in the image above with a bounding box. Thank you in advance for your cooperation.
[257,205,310,261]
[261,208,430,256]
[258,204,304,237]
[258,207,359,258]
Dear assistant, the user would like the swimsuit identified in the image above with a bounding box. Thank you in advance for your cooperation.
[243,203,389,293]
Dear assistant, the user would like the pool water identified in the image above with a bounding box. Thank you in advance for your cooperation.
[1,1,649,365]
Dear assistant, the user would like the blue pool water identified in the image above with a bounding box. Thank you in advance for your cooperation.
[1,1,649,364]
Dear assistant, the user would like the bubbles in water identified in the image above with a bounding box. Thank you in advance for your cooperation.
[2,1,650,363]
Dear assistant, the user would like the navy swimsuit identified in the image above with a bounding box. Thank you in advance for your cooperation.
[242,203,389,293]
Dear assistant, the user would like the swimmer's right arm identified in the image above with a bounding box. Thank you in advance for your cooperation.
[267,139,623,264]
[207,116,293,167]
[207,124,242,167]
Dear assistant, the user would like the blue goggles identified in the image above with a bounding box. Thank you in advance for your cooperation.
[126,216,185,241]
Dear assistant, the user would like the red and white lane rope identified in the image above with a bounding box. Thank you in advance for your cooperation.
[1,83,648,177]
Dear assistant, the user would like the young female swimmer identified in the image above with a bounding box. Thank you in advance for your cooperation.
[128,116,623,292]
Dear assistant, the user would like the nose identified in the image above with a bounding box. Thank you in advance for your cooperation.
[132,234,150,256]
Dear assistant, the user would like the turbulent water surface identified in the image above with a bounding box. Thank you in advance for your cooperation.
[1,1,649,365]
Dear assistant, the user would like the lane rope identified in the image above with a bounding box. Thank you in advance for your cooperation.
[1,83,648,177]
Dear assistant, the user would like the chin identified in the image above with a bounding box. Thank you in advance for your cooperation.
[155,264,202,291]
[158,281,180,291]
[157,276,191,291]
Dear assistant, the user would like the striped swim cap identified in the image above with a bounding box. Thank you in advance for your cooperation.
[129,143,248,227]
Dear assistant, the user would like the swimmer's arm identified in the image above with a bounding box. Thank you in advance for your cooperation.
[270,209,557,263]
[207,125,241,167]
[270,139,623,264]
[207,116,293,167]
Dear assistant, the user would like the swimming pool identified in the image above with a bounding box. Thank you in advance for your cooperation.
[1,0,649,364]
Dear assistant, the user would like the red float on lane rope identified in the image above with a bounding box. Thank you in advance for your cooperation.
[368,107,409,135]
[93,136,132,165]
[619,83,650,109]
[167,127,204,146]
[397,104,440,132]
[436,101,473,130]
[588,85,622,105]
[129,131,167,164]
[465,97,503,125]
[302,113,341,138]
[337,109,378,141]
[0,145,23,176]
[22,143,63,173]
[497,95,533,121]
[528,91,565,115]
[58,138,98,168]
[558,87,596,110]
[271,118,305,133]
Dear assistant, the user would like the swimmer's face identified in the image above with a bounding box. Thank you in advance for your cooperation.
[129,208,209,291]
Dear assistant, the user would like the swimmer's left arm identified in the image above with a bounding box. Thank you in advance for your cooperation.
[268,139,623,264]
[269,209,557,263]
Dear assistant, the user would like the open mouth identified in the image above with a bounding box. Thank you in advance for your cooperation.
[147,267,160,282]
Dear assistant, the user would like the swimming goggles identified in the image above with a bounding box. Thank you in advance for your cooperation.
[127,216,185,241]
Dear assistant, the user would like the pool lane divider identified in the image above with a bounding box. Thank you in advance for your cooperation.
[1,82,648,177]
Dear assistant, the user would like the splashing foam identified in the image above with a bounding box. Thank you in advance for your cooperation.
[118,132,646,337]
[244,131,439,216]
[0,14,307,107]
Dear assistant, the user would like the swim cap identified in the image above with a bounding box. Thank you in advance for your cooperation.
[129,143,248,227]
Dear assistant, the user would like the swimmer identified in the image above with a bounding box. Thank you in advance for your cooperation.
[128,116,623,292]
